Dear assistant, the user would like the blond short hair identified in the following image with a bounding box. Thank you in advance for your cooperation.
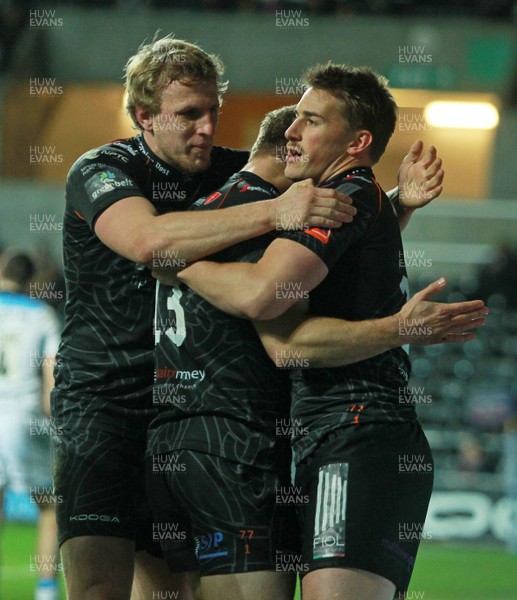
[124,35,228,130]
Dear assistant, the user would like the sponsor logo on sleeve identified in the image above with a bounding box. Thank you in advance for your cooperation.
[85,169,134,202]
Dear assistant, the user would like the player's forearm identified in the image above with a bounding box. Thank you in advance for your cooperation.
[144,182,356,266]
[145,200,275,266]
[387,187,414,231]
[177,261,263,318]
[177,260,292,320]
[258,314,401,368]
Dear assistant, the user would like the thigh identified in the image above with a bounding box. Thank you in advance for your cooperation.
[132,550,201,600]
[200,569,295,600]
[296,422,434,596]
[53,427,159,557]
[145,454,199,573]
[302,567,395,600]
[61,535,134,600]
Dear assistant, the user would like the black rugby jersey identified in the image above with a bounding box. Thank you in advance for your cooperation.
[280,167,416,463]
[147,172,292,468]
[52,135,247,435]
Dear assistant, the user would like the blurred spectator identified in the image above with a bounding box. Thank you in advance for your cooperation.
[458,433,486,474]
[0,249,61,600]
[0,0,28,72]
[474,244,517,309]
[30,242,65,320]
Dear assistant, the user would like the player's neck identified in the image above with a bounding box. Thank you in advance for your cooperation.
[243,155,291,193]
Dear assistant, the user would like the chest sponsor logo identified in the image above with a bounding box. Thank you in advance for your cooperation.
[155,367,205,382]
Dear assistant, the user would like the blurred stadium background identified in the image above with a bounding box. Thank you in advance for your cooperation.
[0,1,516,598]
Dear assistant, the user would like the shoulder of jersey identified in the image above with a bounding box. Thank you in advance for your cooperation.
[68,137,139,178]
[238,180,276,196]
[199,173,275,208]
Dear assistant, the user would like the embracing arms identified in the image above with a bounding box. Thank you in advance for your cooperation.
[253,278,487,368]
[94,180,354,265]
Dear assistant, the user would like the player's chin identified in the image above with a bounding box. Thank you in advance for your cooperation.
[187,154,212,173]
[284,163,303,180]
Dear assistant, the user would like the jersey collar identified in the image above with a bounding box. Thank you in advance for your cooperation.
[321,166,374,188]
[136,134,184,181]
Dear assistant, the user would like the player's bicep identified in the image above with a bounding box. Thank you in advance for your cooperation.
[94,196,158,264]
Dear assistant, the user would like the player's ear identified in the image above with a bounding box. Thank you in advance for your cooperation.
[348,130,372,157]
[135,106,154,133]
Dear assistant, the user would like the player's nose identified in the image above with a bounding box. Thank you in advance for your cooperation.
[197,112,217,137]
[285,117,301,141]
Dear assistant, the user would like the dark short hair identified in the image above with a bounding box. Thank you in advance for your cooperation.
[0,251,35,287]
[303,63,397,163]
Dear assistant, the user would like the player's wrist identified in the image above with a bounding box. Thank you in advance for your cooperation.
[263,197,280,232]
[387,312,407,346]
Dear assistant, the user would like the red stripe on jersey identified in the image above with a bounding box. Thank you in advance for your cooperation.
[305,227,331,244]
[204,191,222,205]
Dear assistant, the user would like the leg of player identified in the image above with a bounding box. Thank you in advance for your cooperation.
[60,536,135,599]
[200,571,295,600]
[302,567,396,600]
[34,500,60,600]
[61,537,199,600]
[296,424,433,600]
[132,550,201,600]
[147,450,298,600]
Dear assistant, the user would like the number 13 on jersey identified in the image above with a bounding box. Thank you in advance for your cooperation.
[154,282,187,347]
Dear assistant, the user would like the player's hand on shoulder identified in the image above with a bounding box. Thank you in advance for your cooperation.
[272,178,357,231]
[398,141,444,209]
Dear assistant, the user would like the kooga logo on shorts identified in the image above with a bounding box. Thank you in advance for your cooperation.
[69,514,120,523]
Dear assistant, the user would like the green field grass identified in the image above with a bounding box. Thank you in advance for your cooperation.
[0,522,65,599]
[1,523,515,599]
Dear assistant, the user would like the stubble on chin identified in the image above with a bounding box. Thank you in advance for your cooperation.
[192,156,211,174]
[285,164,303,182]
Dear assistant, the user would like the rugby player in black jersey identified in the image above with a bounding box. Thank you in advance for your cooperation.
[175,66,488,600]
[150,107,486,599]
[51,37,357,600]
